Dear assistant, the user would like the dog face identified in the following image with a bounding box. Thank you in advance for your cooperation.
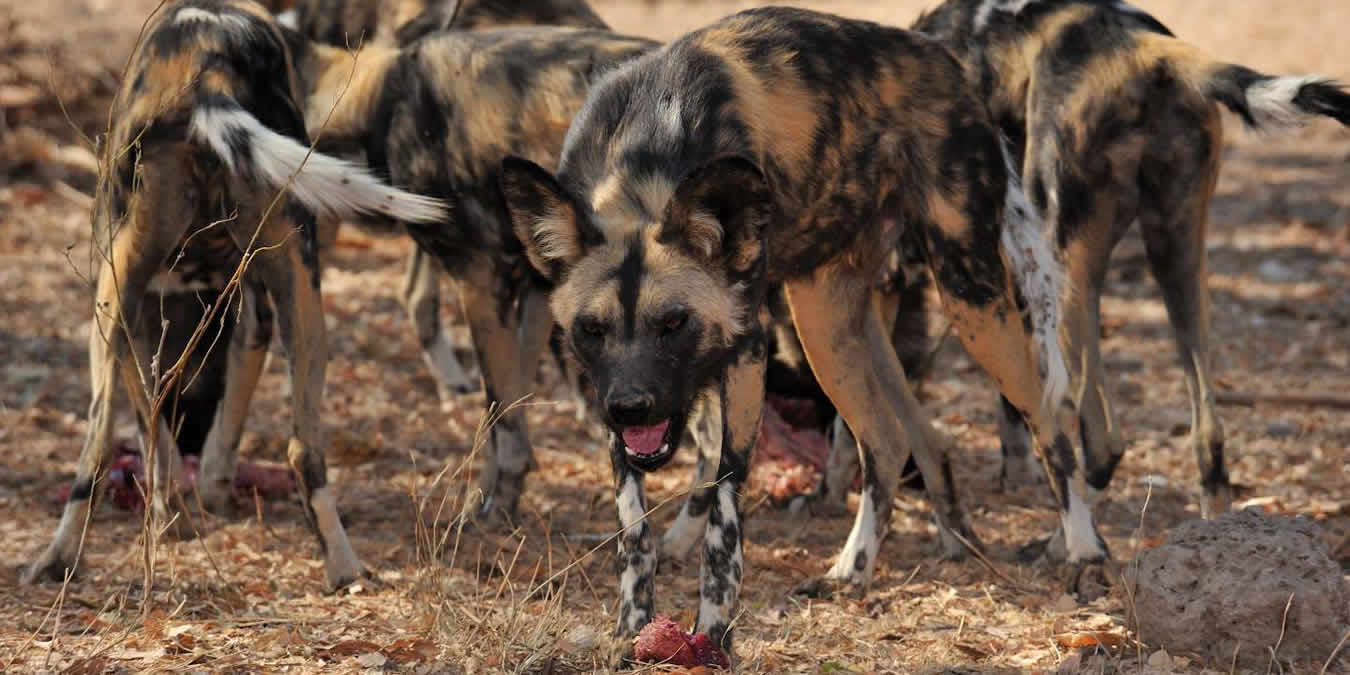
[501,156,771,471]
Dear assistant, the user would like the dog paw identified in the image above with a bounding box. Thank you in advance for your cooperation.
[198,484,238,519]
[1015,526,1068,565]
[935,519,982,562]
[22,550,76,585]
[152,503,203,542]
[785,492,849,518]
[793,575,865,600]
[1062,557,1114,602]
[327,566,380,594]
[606,633,640,670]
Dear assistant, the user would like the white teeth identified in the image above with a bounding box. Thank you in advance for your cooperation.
[626,443,671,458]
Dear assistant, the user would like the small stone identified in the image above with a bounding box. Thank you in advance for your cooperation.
[560,625,599,654]
[1139,474,1169,489]
[1147,648,1172,671]
[1107,357,1145,373]
[1051,593,1079,613]
[1055,652,1082,674]
[356,651,387,668]
[1265,421,1299,439]
[1258,259,1301,283]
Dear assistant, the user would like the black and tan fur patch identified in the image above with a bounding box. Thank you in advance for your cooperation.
[287,0,607,50]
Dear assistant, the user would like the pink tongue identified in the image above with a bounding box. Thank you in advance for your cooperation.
[622,420,670,456]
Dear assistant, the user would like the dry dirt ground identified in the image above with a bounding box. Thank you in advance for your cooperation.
[2,1,1348,673]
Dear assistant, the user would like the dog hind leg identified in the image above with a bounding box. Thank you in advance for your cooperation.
[786,267,974,593]
[226,198,364,590]
[198,282,271,516]
[1139,122,1228,519]
[23,163,193,583]
[402,247,476,401]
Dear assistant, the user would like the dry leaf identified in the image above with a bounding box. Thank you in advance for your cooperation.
[356,651,388,668]
[1138,534,1167,550]
[0,84,42,107]
[1051,594,1079,613]
[382,638,437,663]
[142,611,168,641]
[953,641,991,658]
[1053,631,1125,649]
[327,639,383,658]
[108,647,166,661]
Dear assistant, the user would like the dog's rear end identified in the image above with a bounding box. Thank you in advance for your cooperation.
[24,0,445,590]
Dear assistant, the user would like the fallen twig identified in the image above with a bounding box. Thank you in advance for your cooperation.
[1266,592,1294,675]
[947,529,1034,595]
[1216,391,1350,409]
[1322,628,1350,675]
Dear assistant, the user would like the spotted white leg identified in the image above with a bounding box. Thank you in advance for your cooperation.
[612,456,656,637]
[694,338,762,654]
[825,484,885,589]
[696,480,746,648]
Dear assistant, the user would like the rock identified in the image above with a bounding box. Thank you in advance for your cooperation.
[1258,259,1302,283]
[1146,648,1172,672]
[1265,421,1300,439]
[1128,509,1350,669]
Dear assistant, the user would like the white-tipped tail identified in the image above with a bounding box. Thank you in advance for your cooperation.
[997,139,1069,415]
[275,9,298,30]
[189,104,447,224]
[1242,75,1326,130]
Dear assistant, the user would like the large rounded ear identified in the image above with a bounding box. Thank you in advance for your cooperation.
[659,156,772,276]
[500,156,591,283]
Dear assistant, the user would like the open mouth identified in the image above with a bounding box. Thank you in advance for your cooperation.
[620,419,676,470]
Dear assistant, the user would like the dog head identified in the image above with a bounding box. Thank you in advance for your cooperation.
[501,155,771,471]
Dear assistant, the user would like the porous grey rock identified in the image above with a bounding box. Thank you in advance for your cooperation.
[1129,508,1350,669]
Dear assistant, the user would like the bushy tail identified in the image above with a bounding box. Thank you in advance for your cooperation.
[189,96,446,224]
[997,138,1069,415]
[1153,36,1350,131]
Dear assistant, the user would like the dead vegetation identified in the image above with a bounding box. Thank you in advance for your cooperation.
[1,0,1348,673]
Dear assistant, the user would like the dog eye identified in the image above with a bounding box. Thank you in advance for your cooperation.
[660,311,688,335]
[579,317,608,338]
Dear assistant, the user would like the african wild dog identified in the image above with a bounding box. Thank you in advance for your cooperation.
[21,0,447,589]
[271,0,611,401]
[152,0,614,519]
[897,0,1350,526]
[279,25,657,521]
[500,7,1085,656]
